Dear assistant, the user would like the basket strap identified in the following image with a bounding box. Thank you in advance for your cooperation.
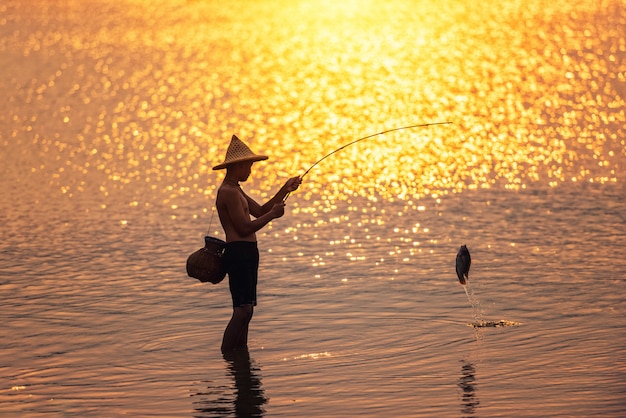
[207,201,217,236]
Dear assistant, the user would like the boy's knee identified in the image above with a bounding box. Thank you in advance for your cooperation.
[234,304,253,318]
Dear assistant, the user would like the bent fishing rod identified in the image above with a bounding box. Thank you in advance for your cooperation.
[284,121,452,201]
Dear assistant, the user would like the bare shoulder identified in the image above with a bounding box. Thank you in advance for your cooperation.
[216,183,242,206]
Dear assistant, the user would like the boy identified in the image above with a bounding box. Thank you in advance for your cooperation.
[213,135,301,352]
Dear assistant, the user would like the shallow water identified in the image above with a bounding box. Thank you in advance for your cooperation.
[1,0,625,416]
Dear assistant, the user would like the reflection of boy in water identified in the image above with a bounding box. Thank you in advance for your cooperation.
[193,349,267,416]
[224,349,267,416]
[213,135,301,352]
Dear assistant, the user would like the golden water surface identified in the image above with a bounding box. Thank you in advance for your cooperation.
[1,0,625,417]
[2,0,624,207]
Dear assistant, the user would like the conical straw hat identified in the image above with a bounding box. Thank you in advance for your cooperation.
[212,135,268,170]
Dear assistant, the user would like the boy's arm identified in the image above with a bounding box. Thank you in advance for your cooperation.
[248,176,301,218]
[221,187,283,237]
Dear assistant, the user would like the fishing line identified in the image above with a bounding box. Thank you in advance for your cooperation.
[284,121,452,201]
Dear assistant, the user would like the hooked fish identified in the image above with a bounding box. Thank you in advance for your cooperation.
[456,245,471,285]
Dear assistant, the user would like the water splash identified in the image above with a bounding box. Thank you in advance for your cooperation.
[463,282,483,323]
[463,285,521,328]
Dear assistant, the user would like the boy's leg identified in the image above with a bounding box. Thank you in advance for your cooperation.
[235,305,253,348]
[221,305,253,352]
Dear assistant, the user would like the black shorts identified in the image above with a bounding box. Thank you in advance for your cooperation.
[223,241,259,307]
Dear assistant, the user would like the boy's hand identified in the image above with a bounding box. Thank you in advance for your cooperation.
[271,202,286,218]
[285,176,302,192]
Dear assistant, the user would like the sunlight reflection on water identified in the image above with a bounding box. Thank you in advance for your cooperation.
[1,0,625,417]
[1,0,623,211]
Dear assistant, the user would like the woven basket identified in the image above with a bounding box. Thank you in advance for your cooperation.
[186,236,226,284]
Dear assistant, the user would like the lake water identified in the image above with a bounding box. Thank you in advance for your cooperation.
[1,0,625,416]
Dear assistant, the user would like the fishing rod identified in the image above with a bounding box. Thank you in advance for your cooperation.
[301,121,451,178]
[284,121,452,201]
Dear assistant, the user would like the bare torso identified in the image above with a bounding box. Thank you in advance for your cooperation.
[216,182,257,242]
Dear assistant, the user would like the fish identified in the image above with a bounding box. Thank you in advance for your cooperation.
[456,245,471,285]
